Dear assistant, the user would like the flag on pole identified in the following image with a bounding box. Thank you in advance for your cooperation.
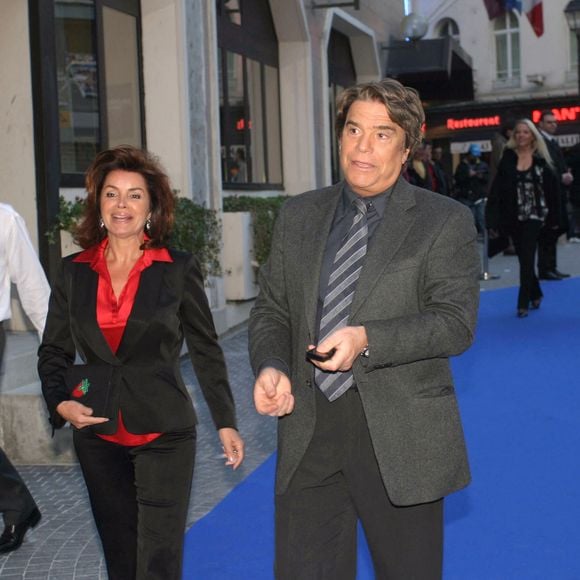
[495,0,544,37]
[505,0,522,11]
[523,0,543,37]
[483,0,505,20]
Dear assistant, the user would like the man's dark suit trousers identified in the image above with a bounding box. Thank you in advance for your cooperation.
[275,386,443,580]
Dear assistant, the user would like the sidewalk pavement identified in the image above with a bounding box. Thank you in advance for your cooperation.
[1,238,578,579]
[478,236,580,292]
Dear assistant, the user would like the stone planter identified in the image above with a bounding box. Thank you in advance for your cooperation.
[222,212,259,301]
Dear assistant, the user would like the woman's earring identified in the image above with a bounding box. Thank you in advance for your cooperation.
[99,217,105,229]
[145,218,151,233]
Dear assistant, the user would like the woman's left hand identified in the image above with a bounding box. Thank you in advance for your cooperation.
[218,427,245,470]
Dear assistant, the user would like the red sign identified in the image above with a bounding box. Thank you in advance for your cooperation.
[531,107,580,123]
[236,118,253,130]
[446,115,501,130]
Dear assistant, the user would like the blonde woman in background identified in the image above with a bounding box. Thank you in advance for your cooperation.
[487,119,560,318]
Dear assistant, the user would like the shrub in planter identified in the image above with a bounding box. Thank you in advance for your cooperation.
[170,196,222,278]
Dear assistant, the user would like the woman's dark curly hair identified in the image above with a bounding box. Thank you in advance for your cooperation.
[335,78,425,156]
[74,146,175,250]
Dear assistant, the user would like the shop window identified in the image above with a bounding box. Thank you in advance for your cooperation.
[436,18,459,42]
[217,0,283,188]
[55,0,144,186]
[494,11,520,86]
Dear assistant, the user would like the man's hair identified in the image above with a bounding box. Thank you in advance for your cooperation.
[539,109,556,122]
[335,78,425,155]
[75,146,175,250]
[501,115,516,138]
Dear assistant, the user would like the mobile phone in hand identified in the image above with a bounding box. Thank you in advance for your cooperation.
[306,347,336,362]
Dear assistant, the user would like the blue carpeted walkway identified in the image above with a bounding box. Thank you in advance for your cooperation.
[183,279,580,579]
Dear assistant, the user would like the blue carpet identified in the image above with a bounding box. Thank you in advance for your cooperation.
[183,279,580,579]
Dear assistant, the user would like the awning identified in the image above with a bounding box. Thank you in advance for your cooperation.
[385,37,474,102]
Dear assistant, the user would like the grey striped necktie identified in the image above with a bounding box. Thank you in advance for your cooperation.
[316,198,369,401]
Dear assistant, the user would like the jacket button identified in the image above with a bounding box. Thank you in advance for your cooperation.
[305,379,312,388]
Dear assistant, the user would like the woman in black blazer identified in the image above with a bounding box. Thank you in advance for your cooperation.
[487,119,560,317]
[38,146,244,580]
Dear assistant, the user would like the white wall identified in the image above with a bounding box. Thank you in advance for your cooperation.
[0,1,38,246]
[141,0,190,195]
[269,1,317,195]
[415,0,577,101]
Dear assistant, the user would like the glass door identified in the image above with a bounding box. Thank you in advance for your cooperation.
[55,0,144,184]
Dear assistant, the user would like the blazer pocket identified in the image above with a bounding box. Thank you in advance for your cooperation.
[65,365,114,420]
[414,384,455,399]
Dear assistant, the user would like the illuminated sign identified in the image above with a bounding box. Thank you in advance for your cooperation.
[446,115,500,130]
[440,105,580,137]
[532,107,580,123]
[236,118,253,130]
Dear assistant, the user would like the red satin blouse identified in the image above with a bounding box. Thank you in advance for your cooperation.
[73,238,173,445]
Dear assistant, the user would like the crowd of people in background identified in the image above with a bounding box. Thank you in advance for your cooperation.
[453,143,489,235]
[403,108,576,317]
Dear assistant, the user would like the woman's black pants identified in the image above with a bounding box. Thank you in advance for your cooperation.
[73,427,196,580]
[511,219,543,310]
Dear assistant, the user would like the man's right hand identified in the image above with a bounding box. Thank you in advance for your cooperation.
[56,400,109,430]
[253,367,294,417]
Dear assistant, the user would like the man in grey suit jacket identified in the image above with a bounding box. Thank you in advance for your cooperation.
[249,79,480,579]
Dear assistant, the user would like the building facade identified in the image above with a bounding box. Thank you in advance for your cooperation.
[410,0,580,165]
[1,0,404,333]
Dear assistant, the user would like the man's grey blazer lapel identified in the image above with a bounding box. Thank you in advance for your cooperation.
[350,178,417,320]
[301,184,343,339]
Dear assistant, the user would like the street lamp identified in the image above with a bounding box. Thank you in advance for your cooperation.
[400,12,428,42]
[564,0,580,94]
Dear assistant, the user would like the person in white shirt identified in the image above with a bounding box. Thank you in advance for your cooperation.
[0,202,50,553]
[0,203,50,338]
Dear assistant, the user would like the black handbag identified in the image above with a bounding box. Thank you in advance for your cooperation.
[64,365,114,420]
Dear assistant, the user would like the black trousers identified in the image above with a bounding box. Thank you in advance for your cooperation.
[0,322,38,526]
[511,220,543,310]
[73,427,196,580]
[0,448,38,527]
[275,387,443,580]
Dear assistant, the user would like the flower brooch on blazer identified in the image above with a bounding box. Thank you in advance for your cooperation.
[72,378,91,399]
